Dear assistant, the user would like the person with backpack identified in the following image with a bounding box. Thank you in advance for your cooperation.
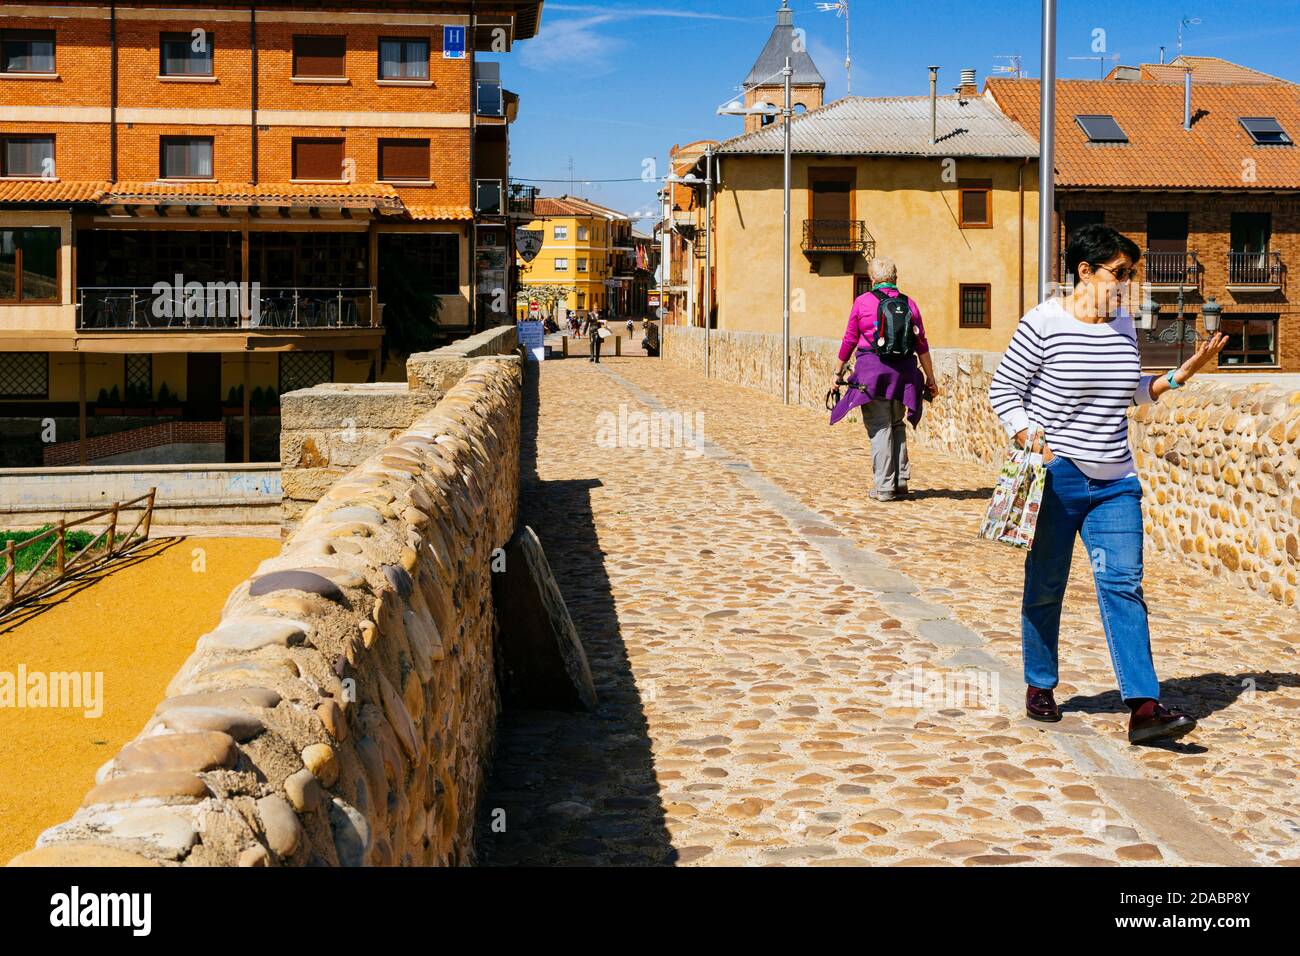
[828,257,940,501]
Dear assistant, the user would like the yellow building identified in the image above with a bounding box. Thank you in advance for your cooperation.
[516,196,635,319]
[686,85,1042,353]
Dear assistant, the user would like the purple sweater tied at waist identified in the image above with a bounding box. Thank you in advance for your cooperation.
[829,348,926,428]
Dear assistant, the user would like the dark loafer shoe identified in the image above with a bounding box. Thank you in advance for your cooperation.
[1026,685,1062,722]
[1128,702,1197,745]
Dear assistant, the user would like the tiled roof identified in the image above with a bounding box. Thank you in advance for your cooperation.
[533,195,630,219]
[0,179,106,204]
[100,181,405,209]
[745,2,824,88]
[715,93,1039,158]
[403,204,474,221]
[1140,56,1289,85]
[987,78,1300,189]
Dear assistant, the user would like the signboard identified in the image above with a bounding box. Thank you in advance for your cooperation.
[517,320,545,362]
[528,300,539,318]
[515,228,543,263]
[648,293,661,308]
[443,26,466,59]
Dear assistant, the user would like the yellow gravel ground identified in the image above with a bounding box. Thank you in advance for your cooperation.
[0,536,279,862]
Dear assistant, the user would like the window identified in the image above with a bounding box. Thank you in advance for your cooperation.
[379,37,429,80]
[160,31,213,77]
[958,179,992,227]
[1075,114,1128,143]
[476,79,502,116]
[475,179,502,215]
[577,258,588,272]
[293,35,345,78]
[160,136,213,179]
[292,137,345,181]
[0,227,59,302]
[554,226,568,240]
[378,139,429,181]
[1230,212,1271,253]
[577,226,590,241]
[2,136,54,178]
[554,258,569,271]
[1239,117,1292,146]
[959,284,991,329]
[1,30,55,74]
[125,354,152,403]
[0,353,48,399]
[1219,314,1278,366]
[1063,210,1104,241]
[279,352,334,394]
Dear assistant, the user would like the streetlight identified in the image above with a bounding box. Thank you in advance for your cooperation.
[719,57,793,404]
[666,158,715,375]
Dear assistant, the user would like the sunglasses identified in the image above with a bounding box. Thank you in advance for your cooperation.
[1091,262,1135,283]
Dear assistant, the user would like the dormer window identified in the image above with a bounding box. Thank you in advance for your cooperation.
[1239,116,1292,146]
[1075,114,1128,143]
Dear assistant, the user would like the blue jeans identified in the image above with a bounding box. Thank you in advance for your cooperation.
[1022,456,1160,702]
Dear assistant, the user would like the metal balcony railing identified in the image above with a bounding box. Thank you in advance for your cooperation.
[802,219,875,255]
[77,286,378,330]
[508,182,539,216]
[1142,250,1200,287]
[1228,250,1283,286]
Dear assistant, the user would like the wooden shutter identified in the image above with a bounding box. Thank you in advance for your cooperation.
[293,138,344,181]
[378,139,429,181]
[293,35,345,77]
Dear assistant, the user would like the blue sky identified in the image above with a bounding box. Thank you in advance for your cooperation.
[485,0,1300,227]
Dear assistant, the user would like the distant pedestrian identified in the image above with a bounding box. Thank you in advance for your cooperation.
[626,317,635,340]
[641,318,660,357]
[828,257,939,501]
[586,312,605,363]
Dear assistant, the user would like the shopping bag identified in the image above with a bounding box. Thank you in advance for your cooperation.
[977,428,1047,550]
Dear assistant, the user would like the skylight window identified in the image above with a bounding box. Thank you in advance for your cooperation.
[1239,116,1293,145]
[1075,114,1128,143]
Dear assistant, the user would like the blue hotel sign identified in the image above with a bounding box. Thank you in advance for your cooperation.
[443,25,467,59]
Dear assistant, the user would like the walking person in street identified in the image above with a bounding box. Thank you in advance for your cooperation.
[989,223,1227,744]
[587,311,605,363]
[641,317,660,357]
[828,257,940,501]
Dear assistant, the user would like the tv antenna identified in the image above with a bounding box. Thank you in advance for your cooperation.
[1177,15,1202,57]
[815,1,852,94]
[992,54,1023,79]
[1068,52,1121,79]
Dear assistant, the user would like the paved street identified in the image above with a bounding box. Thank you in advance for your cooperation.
[475,353,1300,867]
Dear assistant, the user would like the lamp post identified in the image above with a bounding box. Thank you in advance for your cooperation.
[1038,0,1057,302]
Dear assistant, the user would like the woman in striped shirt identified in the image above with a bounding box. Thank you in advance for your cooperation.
[989,224,1226,745]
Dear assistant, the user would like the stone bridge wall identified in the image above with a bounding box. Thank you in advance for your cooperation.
[279,326,519,532]
[9,350,523,867]
[663,325,1300,610]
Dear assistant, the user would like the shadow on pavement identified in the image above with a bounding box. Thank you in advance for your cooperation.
[1063,670,1300,721]
[473,361,672,866]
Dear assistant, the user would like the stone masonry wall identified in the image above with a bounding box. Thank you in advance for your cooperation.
[280,326,519,532]
[663,325,1300,610]
[8,356,523,867]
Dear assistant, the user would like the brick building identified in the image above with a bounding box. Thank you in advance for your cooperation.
[0,0,542,465]
[989,64,1300,372]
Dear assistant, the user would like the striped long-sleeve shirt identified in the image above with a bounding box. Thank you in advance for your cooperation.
[989,298,1156,480]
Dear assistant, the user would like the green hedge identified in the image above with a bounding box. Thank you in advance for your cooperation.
[0,526,107,575]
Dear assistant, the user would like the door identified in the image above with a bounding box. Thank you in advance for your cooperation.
[1230,212,1271,282]
[185,353,222,421]
[1145,212,1189,284]
[809,167,855,249]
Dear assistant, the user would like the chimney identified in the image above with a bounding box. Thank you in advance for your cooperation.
[959,68,978,97]
[1183,67,1192,130]
[1159,45,1166,64]
[928,66,939,145]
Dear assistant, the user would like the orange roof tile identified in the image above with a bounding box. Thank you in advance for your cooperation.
[403,203,474,221]
[0,180,107,204]
[987,78,1300,189]
[1140,57,1289,85]
[533,195,630,219]
[100,181,404,210]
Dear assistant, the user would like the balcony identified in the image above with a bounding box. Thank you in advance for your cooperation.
[507,182,539,217]
[77,286,378,331]
[1142,250,1200,290]
[802,219,875,273]
[1227,250,1284,291]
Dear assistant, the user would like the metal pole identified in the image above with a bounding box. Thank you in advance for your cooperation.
[783,57,792,405]
[844,1,852,95]
[1038,0,1057,301]
[704,146,713,377]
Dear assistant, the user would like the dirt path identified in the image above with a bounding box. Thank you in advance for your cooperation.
[0,536,279,861]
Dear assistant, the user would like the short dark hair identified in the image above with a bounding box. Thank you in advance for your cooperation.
[1064,223,1141,279]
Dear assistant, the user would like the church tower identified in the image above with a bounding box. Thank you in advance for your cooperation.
[740,0,826,134]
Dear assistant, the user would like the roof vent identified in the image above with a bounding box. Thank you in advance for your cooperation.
[960,68,977,87]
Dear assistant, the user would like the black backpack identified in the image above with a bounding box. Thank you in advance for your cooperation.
[869,290,918,357]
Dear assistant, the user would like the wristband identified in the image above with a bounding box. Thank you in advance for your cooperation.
[1166,369,1185,390]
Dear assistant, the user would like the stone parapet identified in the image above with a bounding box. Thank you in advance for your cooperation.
[663,324,1299,609]
[9,356,523,867]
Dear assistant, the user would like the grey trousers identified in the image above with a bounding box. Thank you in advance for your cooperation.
[861,399,909,495]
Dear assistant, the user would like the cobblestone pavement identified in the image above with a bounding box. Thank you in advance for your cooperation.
[475,354,1300,867]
